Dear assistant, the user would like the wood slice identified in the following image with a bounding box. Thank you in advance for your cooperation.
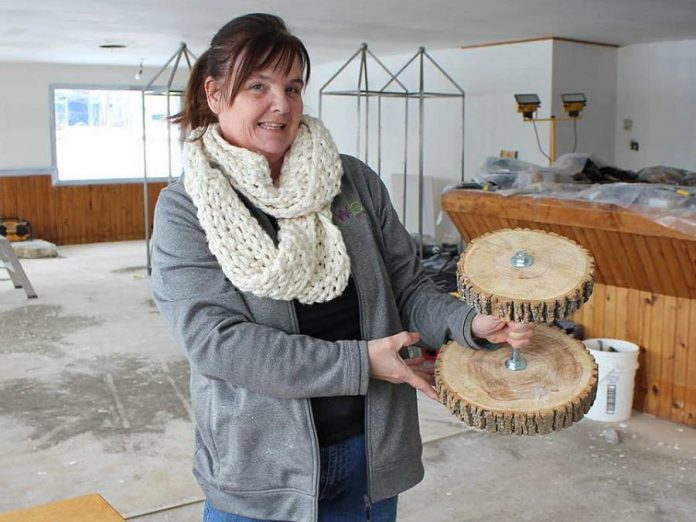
[458,228,595,323]
[435,325,598,435]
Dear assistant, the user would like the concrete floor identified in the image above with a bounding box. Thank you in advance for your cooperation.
[1,240,695,521]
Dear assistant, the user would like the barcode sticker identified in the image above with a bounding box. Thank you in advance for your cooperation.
[606,384,617,414]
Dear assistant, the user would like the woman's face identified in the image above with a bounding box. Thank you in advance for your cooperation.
[205,58,304,171]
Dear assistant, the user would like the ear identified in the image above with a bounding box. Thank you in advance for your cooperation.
[204,76,222,114]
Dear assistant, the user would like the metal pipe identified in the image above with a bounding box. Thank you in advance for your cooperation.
[141,89,151,274]
[403,97,409,224]
[550,116,556,165]
[459,94,466,254]
[367,49,409,93]
[418,48,425,259]
[319,45,364,120]
[318,45,364,93]
[423,50,466,94]
[377,95,382,178]
[356,49,364,160]
[143,42,194,274]
[144,43,185,93]
[364,49,369,165]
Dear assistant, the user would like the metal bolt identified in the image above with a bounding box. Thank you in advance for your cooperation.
[505,348,527,371]
[511,250,534,268]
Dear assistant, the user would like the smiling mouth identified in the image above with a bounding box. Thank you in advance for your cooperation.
[258,122,286,130]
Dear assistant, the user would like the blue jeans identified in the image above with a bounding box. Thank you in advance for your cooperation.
[203,434,398,521]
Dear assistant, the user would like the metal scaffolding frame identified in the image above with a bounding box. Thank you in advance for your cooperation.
[142,42,196,273]
[319,45,466,257]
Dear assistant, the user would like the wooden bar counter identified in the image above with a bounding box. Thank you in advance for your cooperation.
[442,189,696,426]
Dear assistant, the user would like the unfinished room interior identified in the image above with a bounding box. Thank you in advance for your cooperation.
[2,1,696,521]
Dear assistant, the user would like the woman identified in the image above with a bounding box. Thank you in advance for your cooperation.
[152,13,533,522]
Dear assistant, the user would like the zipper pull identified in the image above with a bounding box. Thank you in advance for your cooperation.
[364,494,372,521]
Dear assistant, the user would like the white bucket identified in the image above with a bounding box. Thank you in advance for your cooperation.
[583,338,640,422]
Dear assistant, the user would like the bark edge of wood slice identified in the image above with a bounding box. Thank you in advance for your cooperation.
[435,325,598,435]
[457,228,595,323]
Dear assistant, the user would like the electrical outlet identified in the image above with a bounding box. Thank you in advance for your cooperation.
[623,119,633,130]
[630,140,639,151]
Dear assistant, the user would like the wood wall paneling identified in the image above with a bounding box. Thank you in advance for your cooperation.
[0,175,167,245]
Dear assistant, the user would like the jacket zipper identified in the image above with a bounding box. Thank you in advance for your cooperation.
[287,300,321,522]
[242,182,319,521]
[351,271,373,519]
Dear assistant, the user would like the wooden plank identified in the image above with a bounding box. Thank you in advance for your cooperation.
[632,234,671,296]
[0,177,20,217]
[613,286,629,341]
[645,292,664,415]
[685,299,696,427]
[648,236,678,296]
[657,237,686,296]
[591,283,606,342]
[617,230,651,293]
[673,239,696,298]
[0,494,124,522]
[671,298,690,424]
[575,227,609,284]
[657,295,677,419]
[588,230,621,288]
[602,231,629,289]
[633,290,654,411]
[602,284,617,338]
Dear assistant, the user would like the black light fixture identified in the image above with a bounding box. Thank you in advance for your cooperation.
[99,43,127,50]
[561,93,587,117]
[514,93,541,119]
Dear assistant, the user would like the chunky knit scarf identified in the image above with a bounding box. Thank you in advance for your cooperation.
[183,115,351,304]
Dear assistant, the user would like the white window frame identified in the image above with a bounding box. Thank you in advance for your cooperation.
[49,83,181,186]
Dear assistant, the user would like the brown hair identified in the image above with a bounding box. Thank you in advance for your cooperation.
[174,13,311,135]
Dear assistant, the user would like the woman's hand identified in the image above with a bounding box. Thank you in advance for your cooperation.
[367,331,439,400]
[471,314,535,349]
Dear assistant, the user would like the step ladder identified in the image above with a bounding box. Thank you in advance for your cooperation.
[0,235,37,299]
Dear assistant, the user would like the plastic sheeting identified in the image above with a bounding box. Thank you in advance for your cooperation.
[471,154,696,237]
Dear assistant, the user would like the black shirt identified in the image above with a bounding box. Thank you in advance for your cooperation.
[246,200,365,447]
[295,276,365,446]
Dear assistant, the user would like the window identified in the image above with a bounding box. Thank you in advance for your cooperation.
[51,86,182,183]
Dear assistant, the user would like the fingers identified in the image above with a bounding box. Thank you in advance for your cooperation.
[404,356,426,367]
[407,372,439,400]
[508,322,535,332]
[412,367,435,385]
[506,323,534,348]
[393,330,420,348]
[471,314,505,338]
[367,330,439,399]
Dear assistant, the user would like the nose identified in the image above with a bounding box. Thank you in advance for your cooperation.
[270,88,290,114]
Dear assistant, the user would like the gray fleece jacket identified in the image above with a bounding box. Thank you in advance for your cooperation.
[151,154,480,521]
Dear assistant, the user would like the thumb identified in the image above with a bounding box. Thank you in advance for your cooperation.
[393,331,420,348]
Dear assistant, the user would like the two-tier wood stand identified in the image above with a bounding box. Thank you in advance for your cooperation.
[435,228,598,434]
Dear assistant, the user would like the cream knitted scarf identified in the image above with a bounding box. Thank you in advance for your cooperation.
[183,115,351,304]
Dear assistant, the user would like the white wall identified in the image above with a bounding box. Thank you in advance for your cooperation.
[0,62,185,172]
[551,41,617,163]
[614,40,696,171]
[307,39,622,240]
[307,40,555,184]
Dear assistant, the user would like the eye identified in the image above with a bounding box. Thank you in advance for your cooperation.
[249,83,265,92]
[286,86,302,96]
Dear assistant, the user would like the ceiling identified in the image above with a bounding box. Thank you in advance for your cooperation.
[2,0,696,68]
